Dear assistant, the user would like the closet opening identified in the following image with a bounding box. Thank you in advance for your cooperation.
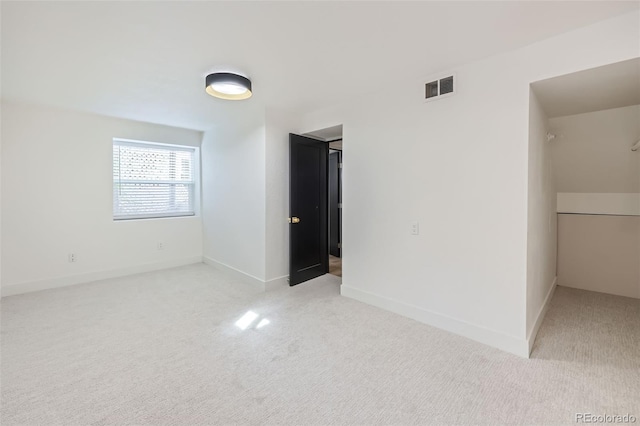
[526,58,640,358]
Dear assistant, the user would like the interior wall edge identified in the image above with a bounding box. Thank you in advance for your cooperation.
[264,275,289,291]
[558,282,640,300]
[1,256,203,298]
[526,276,558,354]
[203,255,287,292]
[340,284,530,358]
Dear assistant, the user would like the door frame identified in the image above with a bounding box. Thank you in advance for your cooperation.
[328,147,342,258]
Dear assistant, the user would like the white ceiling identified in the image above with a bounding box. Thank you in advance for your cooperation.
[2,1,638,131]
[532,58,640,118]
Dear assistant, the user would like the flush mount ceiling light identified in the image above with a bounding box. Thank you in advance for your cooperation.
[205,72,252,100]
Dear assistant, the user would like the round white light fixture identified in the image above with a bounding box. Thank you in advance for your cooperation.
[205,73,252,100]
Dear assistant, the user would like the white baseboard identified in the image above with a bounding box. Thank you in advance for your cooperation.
[1,256,203,297]
[265,275,289,290]
[202,256,289,292]
[202,256,264,289]
[340,285,530,358]
[526,276,557,354]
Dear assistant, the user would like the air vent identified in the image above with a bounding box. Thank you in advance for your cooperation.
[425,81,438,99]
[424,74,455,101]
[439,76,454,94]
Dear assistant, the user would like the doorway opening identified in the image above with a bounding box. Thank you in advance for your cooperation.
[527,58,640,359]
[288,125,343,286]
[328,138,342,278]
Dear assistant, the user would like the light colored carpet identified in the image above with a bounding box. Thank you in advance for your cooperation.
[1,264,638,425]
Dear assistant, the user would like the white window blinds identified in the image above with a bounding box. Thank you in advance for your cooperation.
[113,139,196,220]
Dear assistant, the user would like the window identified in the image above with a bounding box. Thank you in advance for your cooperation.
[113,139,197,220]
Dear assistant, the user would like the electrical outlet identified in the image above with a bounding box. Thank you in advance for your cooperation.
[411,221,419,236]
[68,253,76,263]
[157,242,164,250]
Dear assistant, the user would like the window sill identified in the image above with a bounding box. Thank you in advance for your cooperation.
[113,213,197,222]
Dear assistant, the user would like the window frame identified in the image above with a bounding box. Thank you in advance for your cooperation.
[112,138,200,221]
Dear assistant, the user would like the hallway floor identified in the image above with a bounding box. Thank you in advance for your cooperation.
[328,255,342,277]
[1,265,638,425]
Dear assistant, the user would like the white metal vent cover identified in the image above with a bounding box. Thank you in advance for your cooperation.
[424,73,456,102]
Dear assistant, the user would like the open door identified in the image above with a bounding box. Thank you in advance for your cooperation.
[289,134,328,286]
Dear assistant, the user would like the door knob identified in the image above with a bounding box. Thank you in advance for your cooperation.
[288,217,301,224]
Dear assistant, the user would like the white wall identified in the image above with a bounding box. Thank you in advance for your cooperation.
[558,214,639,299]
[550,105,640,298]
[551,105,640,194]
[1,100,3,289]
[262,11,639,356]
[200,108,302,288]
[1,102,203,296]
[264,108,302,283]
[293,59,533,356]
[201,112,267,282]
[552,105,640,216]
[200,108,301,289]
[526,90,557,348]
